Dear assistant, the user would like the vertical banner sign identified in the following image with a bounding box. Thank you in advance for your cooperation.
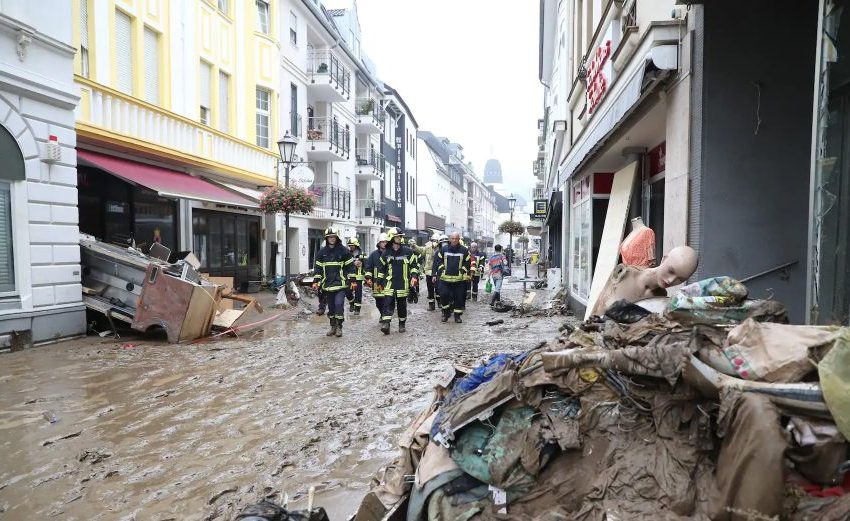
[586,22,619,115]
[395,135,403,206]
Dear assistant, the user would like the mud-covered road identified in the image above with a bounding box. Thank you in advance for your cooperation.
[0,282,566,520]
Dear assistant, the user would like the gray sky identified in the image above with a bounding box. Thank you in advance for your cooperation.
[349,0,543,202]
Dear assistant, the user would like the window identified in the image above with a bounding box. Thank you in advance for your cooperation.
[199,61,212,125]
[255,87,270,148]
[217,0,228,14]
[219,71,230,132]
[290,11,298,45]
[115,10,133,94]
[79,0,90,77]
[256,0,270,34]
[0,183,14,293]
[143,27,160,104]
[570,175,592,301]
[289,83,299,136]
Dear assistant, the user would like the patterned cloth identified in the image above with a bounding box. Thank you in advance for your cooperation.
[620,226,656,268]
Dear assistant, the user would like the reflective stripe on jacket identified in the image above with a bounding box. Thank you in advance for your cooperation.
[433,244,470,283]
[314,244,354,292]
[348,247,365,281]
[378,245,420,297]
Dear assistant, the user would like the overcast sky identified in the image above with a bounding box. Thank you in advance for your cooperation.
[339,0,543,202]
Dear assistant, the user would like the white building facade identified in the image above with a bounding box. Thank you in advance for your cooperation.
[0,1,85,345]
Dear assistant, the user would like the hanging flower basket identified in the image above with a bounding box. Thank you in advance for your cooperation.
[259,185,316,215]
[499,220,525,235]
[517,235,530,245]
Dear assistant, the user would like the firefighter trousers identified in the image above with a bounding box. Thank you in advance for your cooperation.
[381,291,408,323]
[346,280,363,309]
[439,280,467,316]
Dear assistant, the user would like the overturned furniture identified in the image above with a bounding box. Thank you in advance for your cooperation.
[80,237,265,343]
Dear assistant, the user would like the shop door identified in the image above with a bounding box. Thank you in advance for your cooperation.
[308,228,324,270]
[193,210,262,286]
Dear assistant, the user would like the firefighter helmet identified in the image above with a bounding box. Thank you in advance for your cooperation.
[386,227,404,241]
[377,232,389,245]
[347,237,360,248]
[324,227,340,238]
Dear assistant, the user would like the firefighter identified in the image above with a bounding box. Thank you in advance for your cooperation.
[346,237,365,314]
[364,232,389,315]
[407,238,422,305]
[378,227,419,334]
[416,234,441,311]
[432,231,470,323]
[312,227,353,337]
[467,242,487,301]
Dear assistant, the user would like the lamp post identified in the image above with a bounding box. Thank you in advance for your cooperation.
[277,131,298,280]
[507,193,517,266]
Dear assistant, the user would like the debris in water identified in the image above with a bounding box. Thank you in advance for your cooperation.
[208,486,238,505]
[485,319,505,326]
[42,430,82,447]
[42,410,58,423]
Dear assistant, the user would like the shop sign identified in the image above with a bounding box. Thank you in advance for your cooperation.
[586,23,618,115]
[394,136,403,204]
[648,142,666,176]
[533,199,548,216]
[289,165,315,189]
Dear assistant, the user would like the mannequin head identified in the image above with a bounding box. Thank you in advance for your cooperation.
[654,246,698,288]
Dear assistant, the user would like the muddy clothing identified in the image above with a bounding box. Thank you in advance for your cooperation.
[314,243,353,323]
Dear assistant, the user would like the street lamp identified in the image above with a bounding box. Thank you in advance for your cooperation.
[507,193,517,266]
[277,131,299,280]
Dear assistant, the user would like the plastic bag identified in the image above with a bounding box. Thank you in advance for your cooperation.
[485,278,493,293]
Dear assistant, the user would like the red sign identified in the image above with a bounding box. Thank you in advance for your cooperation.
[586,40,612,115]
[648,142,666,176]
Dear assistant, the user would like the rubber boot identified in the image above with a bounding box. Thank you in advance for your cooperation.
[380,321,391,335]
[316,307,326,316]
[441,310,450,322]
[335,320,343,337]
[354,307,360,315]
[472,293,478,301]
[428,301,436,311]
[326,318,336,336]
[454,313,463,323]
[398,321,406,333]
[349,302,355,312]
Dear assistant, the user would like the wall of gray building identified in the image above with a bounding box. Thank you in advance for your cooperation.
[695,0,818,322]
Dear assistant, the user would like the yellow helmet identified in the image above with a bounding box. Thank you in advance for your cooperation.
[347,237,360,248]
[386,227,403,241]
[324,227,340,238]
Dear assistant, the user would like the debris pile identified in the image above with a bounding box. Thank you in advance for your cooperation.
[353,277,850,520]
[80,235,272,343]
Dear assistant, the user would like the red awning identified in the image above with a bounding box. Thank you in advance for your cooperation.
[77,150,258,207]
[385,214,402,223]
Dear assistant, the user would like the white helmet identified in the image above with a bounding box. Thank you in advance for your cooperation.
[430,233,441,242]
[438,234,449,243]
[377,232,389,245]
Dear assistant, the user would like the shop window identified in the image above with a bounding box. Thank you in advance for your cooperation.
[133,189,177,251]
[570,175,592,301]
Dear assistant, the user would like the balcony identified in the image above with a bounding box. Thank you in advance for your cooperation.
[355,147,385,181]
[74,77,277,181]
[311,183,351,219]
[356,199,384,226]
[306,117,350,161]
[307,49,351,102]
[355,99,385,134]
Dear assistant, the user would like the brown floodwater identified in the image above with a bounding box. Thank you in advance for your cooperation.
[0,284,566,520]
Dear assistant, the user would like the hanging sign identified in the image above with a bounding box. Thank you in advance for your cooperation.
[586,22,618,115]
[289,165,315,189]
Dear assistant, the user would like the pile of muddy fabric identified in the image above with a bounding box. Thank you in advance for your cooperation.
[353,279,850,521]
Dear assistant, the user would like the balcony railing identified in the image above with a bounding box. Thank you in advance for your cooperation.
[356,199,384,225]
[308,49,351,99]
[355,147,385,175]
[310,183,351,219]
[355,98,386,122]
[74,76,277,179]
[306,117,350,158]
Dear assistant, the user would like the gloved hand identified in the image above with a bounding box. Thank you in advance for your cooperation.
[410,277,418,286]
[350,282,357,290]
[311,283,319,290]
[375,284,384,293]
[408,239,416,246]
[432,276,437,284]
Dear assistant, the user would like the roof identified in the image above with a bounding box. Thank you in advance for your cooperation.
[382,82,419,128]
[494,192,512,213]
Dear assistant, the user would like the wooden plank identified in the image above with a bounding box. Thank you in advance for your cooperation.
[585,161,638,319]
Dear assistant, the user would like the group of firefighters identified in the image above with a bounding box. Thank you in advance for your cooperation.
[311,226,495,337]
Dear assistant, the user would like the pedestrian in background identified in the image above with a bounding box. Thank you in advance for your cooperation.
[466,241,486,301]
[364,233,389,315]
[313,227,353,337]
[488,244,509,307]
[346,237,365,315]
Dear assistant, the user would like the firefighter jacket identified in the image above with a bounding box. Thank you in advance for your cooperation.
[314,243,354,292]
[348,247,365,281]
[417,242,439,276]
[433,243,470,283]
[378,245,420,297]
[364,248,386,282]
[469,250,487,276]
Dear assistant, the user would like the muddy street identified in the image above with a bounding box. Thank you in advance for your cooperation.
[0,283,565,520]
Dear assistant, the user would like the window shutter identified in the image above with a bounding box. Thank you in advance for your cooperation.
[219,72,230,132]
[115,10,133,94]
[143,28,159,104]
[0,184,15,292]
[200,62,212,108]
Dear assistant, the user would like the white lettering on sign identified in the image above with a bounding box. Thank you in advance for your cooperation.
[395,136,403,204]
[585,22,618,116]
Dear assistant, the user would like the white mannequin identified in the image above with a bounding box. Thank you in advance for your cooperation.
[591,245,698,315]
